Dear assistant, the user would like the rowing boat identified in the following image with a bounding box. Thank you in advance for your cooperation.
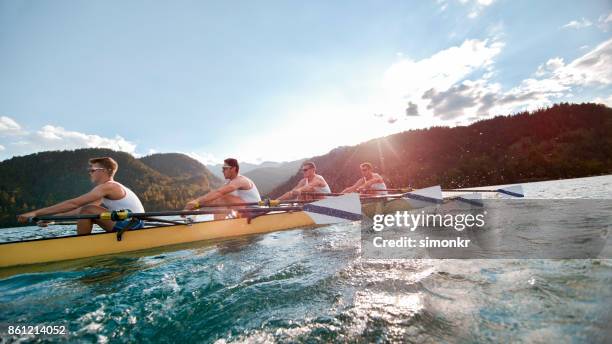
[0,185,524,268]
[0,194,362,268]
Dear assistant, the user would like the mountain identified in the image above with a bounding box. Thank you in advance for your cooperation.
[270,103,612,197]
[244,159,306,196]
[140,153,221,181]
[207,161,282,179]
[0,149,222,228]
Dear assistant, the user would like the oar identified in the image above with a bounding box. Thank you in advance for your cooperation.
[442,185,524,198]
[193,198,314,208]
[300,192,346,197]
[30,194,363,225]
[368,188,413,193]
[301,192,407,199]
[304,186,444,204]
[301,193,362,224]
[444,193,484,207]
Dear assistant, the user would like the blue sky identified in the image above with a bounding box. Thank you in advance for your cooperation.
[0,0,610,164]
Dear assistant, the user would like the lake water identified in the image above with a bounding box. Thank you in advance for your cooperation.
[1,175,611,343]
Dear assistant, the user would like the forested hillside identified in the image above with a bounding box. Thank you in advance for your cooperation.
[271,103,612,196]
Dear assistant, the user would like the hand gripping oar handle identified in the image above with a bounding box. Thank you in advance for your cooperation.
[32,210,132,223]
[31,213,101,222]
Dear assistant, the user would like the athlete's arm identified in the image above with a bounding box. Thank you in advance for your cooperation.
[359,174,384,190]
[279,179,306,200]
[17,185,109,222]
[185,183,238,209]
[342,178,364,193]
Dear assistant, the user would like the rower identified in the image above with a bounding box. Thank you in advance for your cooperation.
[341,162,388,195]
[279,162,331,200]
[184,158,261,219]
[17,157,145,235]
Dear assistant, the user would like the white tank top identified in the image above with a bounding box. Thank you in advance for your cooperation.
[227,176,261,202]
[364,177,388,195]
[102,181,145,212]
[305,176,331,194]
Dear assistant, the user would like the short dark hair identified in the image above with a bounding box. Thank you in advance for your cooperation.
[303,161,316,170]
[224,158,239,172]
[89,157,118,177]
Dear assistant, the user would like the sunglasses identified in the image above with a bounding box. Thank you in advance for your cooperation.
[302,167,312,172]
[222,165,233,170]
[87,167,106,174]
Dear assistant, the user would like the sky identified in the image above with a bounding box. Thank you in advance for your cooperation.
[0,0,611,165]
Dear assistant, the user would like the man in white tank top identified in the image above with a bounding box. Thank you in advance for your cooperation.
[17,157,145,235]
[341,162,388,195]
[278,162,331,200]
[184,158,261,219]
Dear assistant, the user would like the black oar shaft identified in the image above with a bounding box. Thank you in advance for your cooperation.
[301,191,406,199]
[199,199,313,207]
[33,214,101,221]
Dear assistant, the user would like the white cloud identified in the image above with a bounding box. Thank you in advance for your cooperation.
[183,151,220,166]
[462,0,495,18]
[563,18,593,29]
[0,116,22,134]
[0,118,139,160]
[34,125,137,153]
[420,38,612,121]
[384,39,503,97]
[537,38,612,87]
[437,0,494,17]
[380,39,503,121]
[231,35,608,162]
[0,144,4,151]
[598,13,612,31]
[535,57,565,76]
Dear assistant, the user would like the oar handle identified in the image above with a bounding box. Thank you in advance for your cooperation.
[32,213,101,222]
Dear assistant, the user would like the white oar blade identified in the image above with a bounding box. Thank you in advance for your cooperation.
[404,185,443,209]
[497,185,524,198]
[303,193,362,225]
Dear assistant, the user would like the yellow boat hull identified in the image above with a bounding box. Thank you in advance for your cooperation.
[0,195,411,268]
[0,211,315,268]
